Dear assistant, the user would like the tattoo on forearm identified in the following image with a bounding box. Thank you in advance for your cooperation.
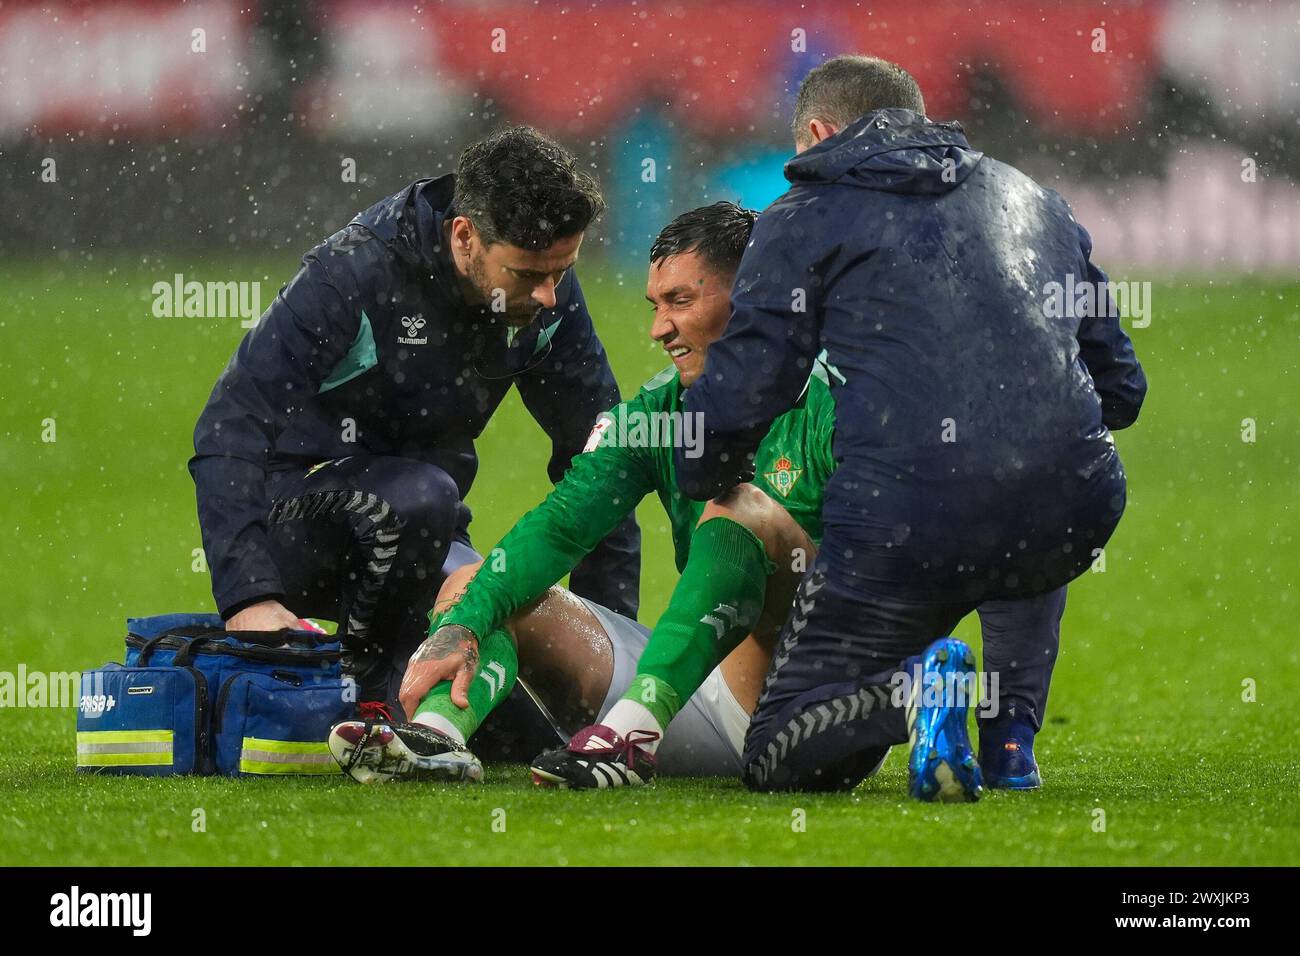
[432,583,471,616]
[412,624,479,669]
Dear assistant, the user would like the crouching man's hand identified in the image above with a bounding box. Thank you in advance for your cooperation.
[226,599,300,632]
[399,623,480,720]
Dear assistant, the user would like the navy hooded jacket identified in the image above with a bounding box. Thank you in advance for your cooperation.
[677,110,1146,577]
[191,175,640,620]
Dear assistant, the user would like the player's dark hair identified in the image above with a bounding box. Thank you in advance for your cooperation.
[649,201,759,277]
[792,55,926,145]
[452,126,606,249]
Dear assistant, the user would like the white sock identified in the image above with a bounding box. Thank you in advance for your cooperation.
[412,710,466,745]
[600,699,664,754]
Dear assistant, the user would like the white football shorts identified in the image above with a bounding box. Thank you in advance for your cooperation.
[578,598,751,777]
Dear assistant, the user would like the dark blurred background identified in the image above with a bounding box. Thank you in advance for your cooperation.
[2,0,1297,272]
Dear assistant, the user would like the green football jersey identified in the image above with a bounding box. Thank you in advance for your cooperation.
[439,365,836,640]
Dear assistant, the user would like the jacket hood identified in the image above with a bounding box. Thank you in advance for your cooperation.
[352,174,457,274]
[784,109,983,195]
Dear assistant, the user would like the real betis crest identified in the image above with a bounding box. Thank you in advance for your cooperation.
[763,455,802,498]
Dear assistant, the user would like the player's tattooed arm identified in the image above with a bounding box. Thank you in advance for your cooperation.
[411,624,480,669]
[431,575,475,617]
[400,624,480,718]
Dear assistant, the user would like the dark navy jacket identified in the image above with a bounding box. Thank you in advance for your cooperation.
[678,110,1146,590]
[191,175,640,619]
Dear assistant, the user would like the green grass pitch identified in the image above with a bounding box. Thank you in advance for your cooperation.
[1,255,1296,866]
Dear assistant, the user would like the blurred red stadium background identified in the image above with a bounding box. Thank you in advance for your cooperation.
[3,0,1296,270]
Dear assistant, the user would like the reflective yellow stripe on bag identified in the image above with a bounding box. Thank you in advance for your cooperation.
[77,729,174,767]
[239,736,336,775]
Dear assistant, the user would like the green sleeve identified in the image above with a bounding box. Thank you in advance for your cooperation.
[438,399,658,640]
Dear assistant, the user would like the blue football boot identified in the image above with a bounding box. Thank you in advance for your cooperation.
[906,637,984,802]
[979,714,1042,790]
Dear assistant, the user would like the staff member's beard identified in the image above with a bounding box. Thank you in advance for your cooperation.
[466,250,543,327]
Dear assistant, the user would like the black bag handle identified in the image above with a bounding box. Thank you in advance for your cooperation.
[172,636,211,668]
[155,624,224,639]
[145,625,332,647]
[136,635,170,666]
[134,626,336,667]
[138,633,208,666]
[218,629,328,648]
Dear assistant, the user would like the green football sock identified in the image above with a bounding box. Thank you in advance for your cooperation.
[621,517,771,729]
[414,626,519,743]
